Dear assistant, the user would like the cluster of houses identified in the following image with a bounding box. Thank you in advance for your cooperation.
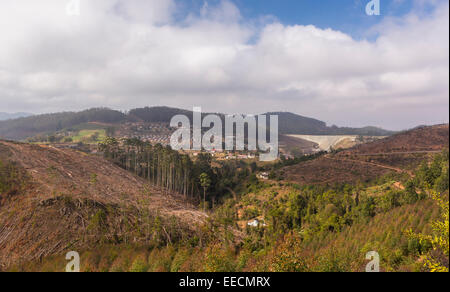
[223,153,256,160]
[257,172,270,180]
[118,134,171,145]
[117,122,173,146]
[142,135,171,145]
[190,150,257,160]
[247,219,267,228]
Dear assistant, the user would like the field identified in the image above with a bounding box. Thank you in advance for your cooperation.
[70,129,107,144]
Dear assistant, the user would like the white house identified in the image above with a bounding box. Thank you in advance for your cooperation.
[247,219,267,228]
[257,172,269,180]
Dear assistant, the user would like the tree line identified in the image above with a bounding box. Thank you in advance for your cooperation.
[99,137,249,208]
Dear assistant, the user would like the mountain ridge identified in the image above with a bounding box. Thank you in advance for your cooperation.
[281,124,449,185]
[0,106,395,141]
[0,112,33,121]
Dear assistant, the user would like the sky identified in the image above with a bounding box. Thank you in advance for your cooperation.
[0,0,448,130]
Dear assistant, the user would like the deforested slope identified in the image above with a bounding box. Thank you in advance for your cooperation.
[283,124,449,185]
[0,140,206,269]
[343,124,449,155]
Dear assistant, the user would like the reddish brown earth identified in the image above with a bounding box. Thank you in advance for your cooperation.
[282,156,392,185]
[0,140,206,269]
[279,135,319,157]
[342,124,449,155]
[283,124,449,185]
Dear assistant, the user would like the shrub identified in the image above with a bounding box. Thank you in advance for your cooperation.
[129,257,148,272]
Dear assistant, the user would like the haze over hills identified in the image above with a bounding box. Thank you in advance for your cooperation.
[0,112,33,121]
[0,107,395,141]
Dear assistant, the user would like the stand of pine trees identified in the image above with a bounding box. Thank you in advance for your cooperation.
[99,137,221,204]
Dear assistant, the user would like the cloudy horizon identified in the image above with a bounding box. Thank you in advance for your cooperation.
[0,0,448,131]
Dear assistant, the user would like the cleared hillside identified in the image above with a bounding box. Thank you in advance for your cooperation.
[283,124,449,185]
[12,180,444,272]
[282,156,393,185]
[335,124,450,171]
[0,140,206,269]
[341,124,449,155]
[279,135,319,157]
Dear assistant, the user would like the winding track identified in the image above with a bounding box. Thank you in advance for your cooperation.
[326,155,416,177]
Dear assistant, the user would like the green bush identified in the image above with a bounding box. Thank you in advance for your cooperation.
[129,258,148,272]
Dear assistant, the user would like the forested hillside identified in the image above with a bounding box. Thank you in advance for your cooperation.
[0,108,127,140]
[99,137,252,209]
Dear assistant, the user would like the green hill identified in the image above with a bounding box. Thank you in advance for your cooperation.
[264,112,394,136]
[0,108,127,140]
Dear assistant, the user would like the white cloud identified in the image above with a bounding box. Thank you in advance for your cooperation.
[0,0,448,130]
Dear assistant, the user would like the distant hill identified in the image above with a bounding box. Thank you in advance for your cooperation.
[342,124,449,154]
[265,112,395,136]
[263,112,327,134]
[0,108,127,140]
[282,124,449,185]
[0,106,395,141]
[0,112,33,121]
[128,106,193,123]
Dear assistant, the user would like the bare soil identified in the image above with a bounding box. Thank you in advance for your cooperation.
[282,125,449,185]
[0,140,206,269]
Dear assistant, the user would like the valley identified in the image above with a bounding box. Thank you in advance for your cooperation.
[0,108,448,272]
[1,0,448,276]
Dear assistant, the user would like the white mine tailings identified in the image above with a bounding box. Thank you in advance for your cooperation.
[288,135,357,151]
